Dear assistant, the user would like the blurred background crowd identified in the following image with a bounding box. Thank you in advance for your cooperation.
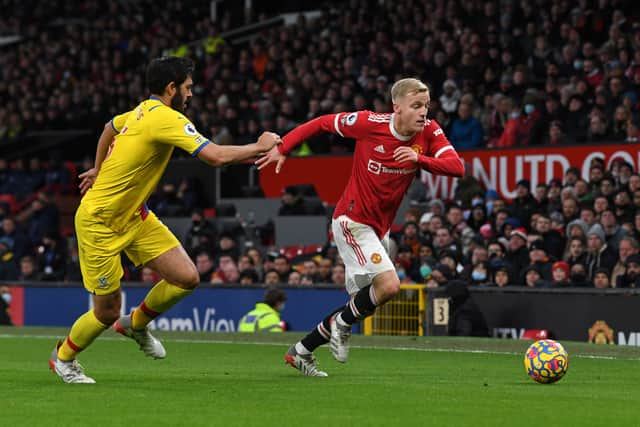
[0,0,639,290]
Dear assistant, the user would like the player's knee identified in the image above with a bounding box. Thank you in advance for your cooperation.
[385,277,401,298]
[180,266,200,289]
[94,306,120,326]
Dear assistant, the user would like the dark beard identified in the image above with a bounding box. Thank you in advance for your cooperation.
[171,92,185,112]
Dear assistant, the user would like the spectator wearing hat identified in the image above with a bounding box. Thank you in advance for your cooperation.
[593,268,612,289]
[523,265,548,288]
[184,208,217,257]
[585,224,618,280]
[0,237,19,281]
[505,227,530,283]
[510,179,538,228]
[551,261,571,287]
[425,263,454,288]
[278,186,307,215]
[487,264,512,287]
[440,79,462,115]
[616,253,640,288]
[611,236,639,286]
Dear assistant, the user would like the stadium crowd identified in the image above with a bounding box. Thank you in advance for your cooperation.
[1,0,640,290]
[1,0,639,148]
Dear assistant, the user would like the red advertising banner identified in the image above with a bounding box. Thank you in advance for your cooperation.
[427,142,640,200]
[259,143,640,204]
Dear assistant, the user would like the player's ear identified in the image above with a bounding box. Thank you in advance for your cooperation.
[164,81,177,97]
[392,102,400,114]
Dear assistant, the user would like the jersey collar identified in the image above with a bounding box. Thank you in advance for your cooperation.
[389,114,413,141]
[149,95,162,101]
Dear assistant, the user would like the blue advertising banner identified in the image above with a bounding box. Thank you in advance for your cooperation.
[22,286,348,332]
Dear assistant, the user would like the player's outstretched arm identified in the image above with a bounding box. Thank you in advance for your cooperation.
[79,121,118,195]
[197,132,281,167]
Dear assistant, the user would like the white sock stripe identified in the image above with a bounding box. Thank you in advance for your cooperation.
[349,297,361,318]
[317,323,330,339]
[369,285,379,306]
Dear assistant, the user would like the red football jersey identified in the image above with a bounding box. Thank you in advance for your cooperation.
[279,111,464,238]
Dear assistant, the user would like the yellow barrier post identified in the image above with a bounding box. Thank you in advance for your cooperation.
[363,284,426,336]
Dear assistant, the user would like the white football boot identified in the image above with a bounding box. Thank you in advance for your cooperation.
[49,341,96,384]
[329,315,352,363]
[285,345,328,377]
[113,313,166,359]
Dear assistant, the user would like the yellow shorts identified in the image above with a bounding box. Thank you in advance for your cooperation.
[75,204,180,295]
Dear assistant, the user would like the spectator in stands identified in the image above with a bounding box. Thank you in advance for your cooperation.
[525,239,554,284]
[600,208,628,252]
[287,270,302,285]
[264,269,281,285]
[245,247,264,280]
[551,261,571,287]
[211,255,240,284]
[1,217,30,260]
[449,102,484,149]
[561,197,580,224]
[215,232,239,262]
[331,264,345,286]
[488,265,512,288]
[195,251,215,283]
[616,253,640,288]
[301,259,318,280]
[612,237,639,287]
[0,237,19,281]
[585,224,617,280]
[184,208,217,257]
[440,80,461,116]
[18,256,41,281]
[565,236,588,267]
[523,265,545,288]
[626,117,640,142]
[278,186,306,215]
[35,231,66,281]
[593,268,612,289]
[534,213,564,260]
[18,192,60,243]
[570,263,591,287]
[510,180,537,228]
[273,255,292,282]
[315,257,333,283]
[239,269,259,285]
[505,228,529,283]
[613,190,634,224]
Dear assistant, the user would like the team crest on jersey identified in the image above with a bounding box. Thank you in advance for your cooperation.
[341,112,358,127]
[411,144,423,155]
[97,276,110,289]
[184,123,197,136]
[371,253,382,264]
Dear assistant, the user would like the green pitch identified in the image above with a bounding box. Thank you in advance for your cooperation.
[1,327,639,427]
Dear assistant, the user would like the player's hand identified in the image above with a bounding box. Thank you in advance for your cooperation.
[256,131,282,153]
[255,146,287,173]
[78,168,98,195]
[393,146,418,163]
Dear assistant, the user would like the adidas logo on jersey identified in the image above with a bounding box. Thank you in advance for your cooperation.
[374,145,385,153]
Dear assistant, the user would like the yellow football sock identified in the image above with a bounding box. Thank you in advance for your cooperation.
[131,280,193,330]
[57,310,108,361]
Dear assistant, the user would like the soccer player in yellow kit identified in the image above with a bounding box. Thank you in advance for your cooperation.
[49,57,281,383]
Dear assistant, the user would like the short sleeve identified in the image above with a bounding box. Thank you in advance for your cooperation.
[110,111,132,133]
[155,113,211,157]
[332,111,371,139]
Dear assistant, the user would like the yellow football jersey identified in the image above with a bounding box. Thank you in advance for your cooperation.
[81,96,210,232]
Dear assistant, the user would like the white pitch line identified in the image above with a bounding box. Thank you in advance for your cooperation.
[0,333,634,360]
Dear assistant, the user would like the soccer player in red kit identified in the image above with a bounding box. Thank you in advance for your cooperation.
[256,78,464,376]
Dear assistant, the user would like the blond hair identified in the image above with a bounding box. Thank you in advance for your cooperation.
[391,78,429,103]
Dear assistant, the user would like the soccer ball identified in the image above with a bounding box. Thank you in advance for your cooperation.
[524,339,569,384]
